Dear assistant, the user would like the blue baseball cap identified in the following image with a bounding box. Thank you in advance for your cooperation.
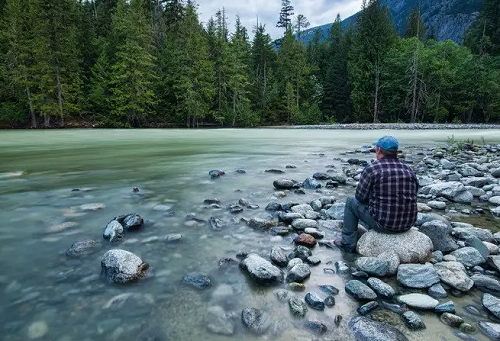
[372,136,399,152]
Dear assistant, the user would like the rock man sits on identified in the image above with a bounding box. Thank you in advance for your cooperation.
[334,136,418,253]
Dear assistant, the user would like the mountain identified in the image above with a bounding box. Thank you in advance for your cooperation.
[299,0,483,44]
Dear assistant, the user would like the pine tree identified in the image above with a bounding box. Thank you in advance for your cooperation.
[294,14,310,39]
[109,0,156,127]
[349,0,398,122]
[277,0,294,33]
[464,0,500,56]
[404,6,425,41]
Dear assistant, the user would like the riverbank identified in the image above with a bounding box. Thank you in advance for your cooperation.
[270,123,500,130]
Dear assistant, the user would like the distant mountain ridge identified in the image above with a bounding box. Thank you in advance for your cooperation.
[299,0,483,44]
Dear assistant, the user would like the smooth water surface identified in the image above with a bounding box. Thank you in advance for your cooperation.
[1,128,500,341]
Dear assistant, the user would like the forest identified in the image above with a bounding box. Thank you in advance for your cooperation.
[0,0,499,128]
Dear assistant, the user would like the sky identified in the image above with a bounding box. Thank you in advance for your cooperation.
[195,0,363,40]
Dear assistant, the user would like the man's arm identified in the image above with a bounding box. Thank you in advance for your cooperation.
[355,167,373,204]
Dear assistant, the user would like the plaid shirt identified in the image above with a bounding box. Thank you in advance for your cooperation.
[356,157,418,232]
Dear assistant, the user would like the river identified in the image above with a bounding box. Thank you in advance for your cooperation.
[1,128,500,341]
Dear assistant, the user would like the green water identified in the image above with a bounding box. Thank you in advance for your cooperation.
[1,128,500,341]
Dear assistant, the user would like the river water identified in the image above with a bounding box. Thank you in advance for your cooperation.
[1,129,500,341]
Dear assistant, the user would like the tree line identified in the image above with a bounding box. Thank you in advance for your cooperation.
[0,0,499,128]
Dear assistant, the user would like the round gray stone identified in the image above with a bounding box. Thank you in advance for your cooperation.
[397,263,440,289]
[397,294,438,309]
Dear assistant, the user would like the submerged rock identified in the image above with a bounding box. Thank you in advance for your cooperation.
[183,272,212,289]
[206,306,235,335]
[357,229,433,264]
[401,311,426,330]
[101,249,149,284]
[349,316,409,341]
[241,307,270,335]
[66,239,101,258]
[289,296,308,317]
[103,220,124,242]
[304,320,328,335]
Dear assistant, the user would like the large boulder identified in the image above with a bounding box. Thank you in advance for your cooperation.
[349,317,409,341]
[397,263,440,289]
[419,220,459,252]
[419,182,467,202]
[101,249,149,284]
[451,247,485,267]
[434,261,473,291]
[239,254,283,284]
[357,229,433,264]
[355,257,390,277]
[482,293,500,319]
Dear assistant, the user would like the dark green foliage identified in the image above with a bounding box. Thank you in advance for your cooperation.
[0,0,499,128]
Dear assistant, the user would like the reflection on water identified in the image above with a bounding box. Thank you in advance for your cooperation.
[1,129,500,341]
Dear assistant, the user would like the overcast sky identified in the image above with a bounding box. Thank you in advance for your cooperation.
[195,0,363,40]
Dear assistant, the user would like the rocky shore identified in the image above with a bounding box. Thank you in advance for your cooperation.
[272,123,500,130]
[12,138,500,341]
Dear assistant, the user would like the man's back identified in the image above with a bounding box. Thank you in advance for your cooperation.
[356,157,418,232]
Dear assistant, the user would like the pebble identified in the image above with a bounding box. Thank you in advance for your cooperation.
[27,321,48,339]
[439,312,464,328]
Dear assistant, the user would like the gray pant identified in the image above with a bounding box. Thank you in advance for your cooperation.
[341,196,390,253]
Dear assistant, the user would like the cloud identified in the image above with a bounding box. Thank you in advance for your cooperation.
[196,0,363,39]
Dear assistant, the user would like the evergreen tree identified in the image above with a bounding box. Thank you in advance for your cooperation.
[404,6,425,41]
[109,0,156,127]
[349,0,398,122]
[250,23,276,124]
[464,0,500,56]
[294,14,310,39]
[277,0,294,32]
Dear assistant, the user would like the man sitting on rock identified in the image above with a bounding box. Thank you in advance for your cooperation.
[334,136,418,253]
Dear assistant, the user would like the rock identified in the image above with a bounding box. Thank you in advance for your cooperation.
[278,212,303,224]
[434,261,474,291]
[358,301,379,315]
[463,235,490,259]
[117,213,144,230]
[304,321,328,335]
[416,212,451,226]
[204,198,221,205]
[270,246,288,267]
[103,220,124,242]
[228,204,243,214]
[459,323,476,334]
[453,226,495,242]
[319,285,339,296]
[274,289,293,302]
[492,206,500,217]
[66,239,101,258]
[290,204,314,216]
[288,283,306,291]
[420,182,467,201]
[313,172,331,180]
[295,234,317,247]
[265,168,284,174]
[397,263,440,288]
[286,258,303,271]
[367,278,395,298]
[27,321,48,339]
[248,218,275,230]
[286,263,311,283]
[325,203,345,220]
[443,255,457,261]
[433,250,444,262]
[352,271,369,279]
[357,229,433,264]
[291,246,312,261]
[435,301,456,314]
[356,257,390,277]
[489,196,500,205]
[206,306,235,335]
[402,311,426,330]
[462,177,494,188]
[241,308,270,335]
[378,251,400,276]
[428,283,448,299]
[303,177,322,189]
[487,255,500,272]
[101,249,148,284]
[349,316,409,341]
[485,242,499,255]
[289,296,308,317]
[397,294,439,309]
[291,219,318,231]
[183,272,212,289]
[440,313,464,328]
[478,321,500,340]
[345,280,377,300]
[428,201,447,210]
[324,295,335,307]
[306,256,321,266]
[209,170,225,178]
[329,172,347,184]
[492,168,500,178]
[305,292,325,310]
[482,293,500,318]
[80,203,105,211]
[164,234,182,243]
[209,217,226,231]
[240,254,283,284]
[451,247,485,267]
[419,220,459,252]
[273,179,299,190]
[265,202,282,211]
[418,203,432,212]
[304,228,324,239]
[335,260,350,274]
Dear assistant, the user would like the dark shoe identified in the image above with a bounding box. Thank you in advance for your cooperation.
[333,239,356,253]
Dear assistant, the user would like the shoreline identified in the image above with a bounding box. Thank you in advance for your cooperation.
[266,123,500,130]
